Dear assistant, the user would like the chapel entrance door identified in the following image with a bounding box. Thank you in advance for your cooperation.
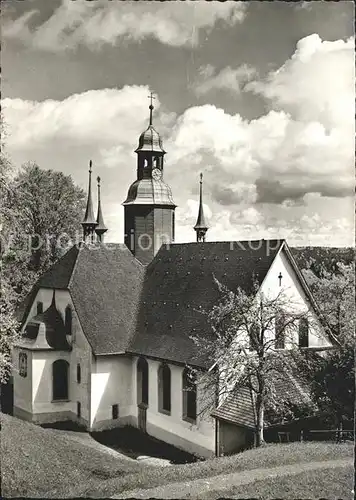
[138,403,147,433]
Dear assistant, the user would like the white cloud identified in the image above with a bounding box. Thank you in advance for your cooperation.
[194,64,257,95]
[246,34,355,130]
[3,0,247,51]
[2,34,354,246]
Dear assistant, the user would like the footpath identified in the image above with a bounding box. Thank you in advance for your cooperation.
[111,457,352,499]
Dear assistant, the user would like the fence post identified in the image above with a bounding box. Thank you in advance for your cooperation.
[300,429,304,442]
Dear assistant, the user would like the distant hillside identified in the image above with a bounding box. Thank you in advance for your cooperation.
[290,247,354,277]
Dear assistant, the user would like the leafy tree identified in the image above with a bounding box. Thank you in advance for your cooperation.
[302,263,354,346]
[191,277,315,447]
[2,162,86,304]
[0,120,21,382]
[1,152,86,382]
[298,263,355,428]
[0,279,20,383]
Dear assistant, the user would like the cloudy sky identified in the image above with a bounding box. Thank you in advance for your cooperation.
[2,0,355,246]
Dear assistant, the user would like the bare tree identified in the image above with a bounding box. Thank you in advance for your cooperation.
[191,276,317,447]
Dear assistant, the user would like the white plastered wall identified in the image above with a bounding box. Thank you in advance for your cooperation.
[90,354,134,430]
[131,356,216,457]
[260,246,331,348]
[14,288,93,426]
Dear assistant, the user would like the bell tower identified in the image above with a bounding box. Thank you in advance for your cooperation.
[123,93,176,264]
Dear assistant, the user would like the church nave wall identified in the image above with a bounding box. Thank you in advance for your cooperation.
[90,355,134,431]
[132,356,216,458]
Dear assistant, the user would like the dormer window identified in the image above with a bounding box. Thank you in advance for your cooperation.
[65,305,72,336]
[37,302,43,315]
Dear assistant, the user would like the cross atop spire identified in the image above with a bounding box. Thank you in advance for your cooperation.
[194,172,209,243]
[148,91,156,126]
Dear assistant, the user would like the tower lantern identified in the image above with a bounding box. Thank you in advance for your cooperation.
[122,94,176,264]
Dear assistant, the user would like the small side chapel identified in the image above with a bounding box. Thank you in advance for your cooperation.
[13,99,334,458]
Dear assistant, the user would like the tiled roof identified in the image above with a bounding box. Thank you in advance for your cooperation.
[20,244,145,355]
[212,367,314,428]
[212,386,256,428]
[68,244,145,354]
[128,240,284,367]
[38,246,79,289]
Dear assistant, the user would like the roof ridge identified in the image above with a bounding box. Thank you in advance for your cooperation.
[67,244,82,289]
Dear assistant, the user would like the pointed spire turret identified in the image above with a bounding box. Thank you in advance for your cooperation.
[194,173,208,242]
[82,160,98,242]
[95,176,108,243]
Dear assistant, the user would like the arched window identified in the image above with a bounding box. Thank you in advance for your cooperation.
[65,305,72,336]
[249,322,260,351]
[158,363,171,414]
[52,359,69,401]
[76,363,81,384]
[182,367,197,422]
[172,212,175,241]
[137,357,149,406]
[36,302,43,315]
[298,317,309,348]
[275,311,285,349]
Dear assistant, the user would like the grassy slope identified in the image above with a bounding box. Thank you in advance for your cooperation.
[203,466,354,500]
[1,413,145,498]
[79,440,354,498]
[2,413,354,498]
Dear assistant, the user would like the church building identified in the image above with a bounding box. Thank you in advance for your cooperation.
[13,100,334,458]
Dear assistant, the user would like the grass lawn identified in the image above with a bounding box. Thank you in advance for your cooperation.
[2,413,354,498]
[79,439,354,498]
[202,466,354,500]
[1,413,146,498]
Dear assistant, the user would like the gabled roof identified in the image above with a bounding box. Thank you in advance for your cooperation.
[212,367,314,428]
[128,240,284,367]
[20,244,145,355]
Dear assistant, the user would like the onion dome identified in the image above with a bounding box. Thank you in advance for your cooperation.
[135,126,166,153]
[135,93,165,153]
[123,178,176,206]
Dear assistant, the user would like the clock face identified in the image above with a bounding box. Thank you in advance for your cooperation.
[152,168,162,180]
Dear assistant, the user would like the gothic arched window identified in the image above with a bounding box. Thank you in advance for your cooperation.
[298,317,309,348]
[76,363,81,384]
[275,311,285,349]
[19,352,27,378]
[65,305,72,337]
[37,302,43,315]
[158,363,171,414]
[137,357,149,406]
[249,322,260,351]
[52,359,69,401]
[182,367,197,422]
